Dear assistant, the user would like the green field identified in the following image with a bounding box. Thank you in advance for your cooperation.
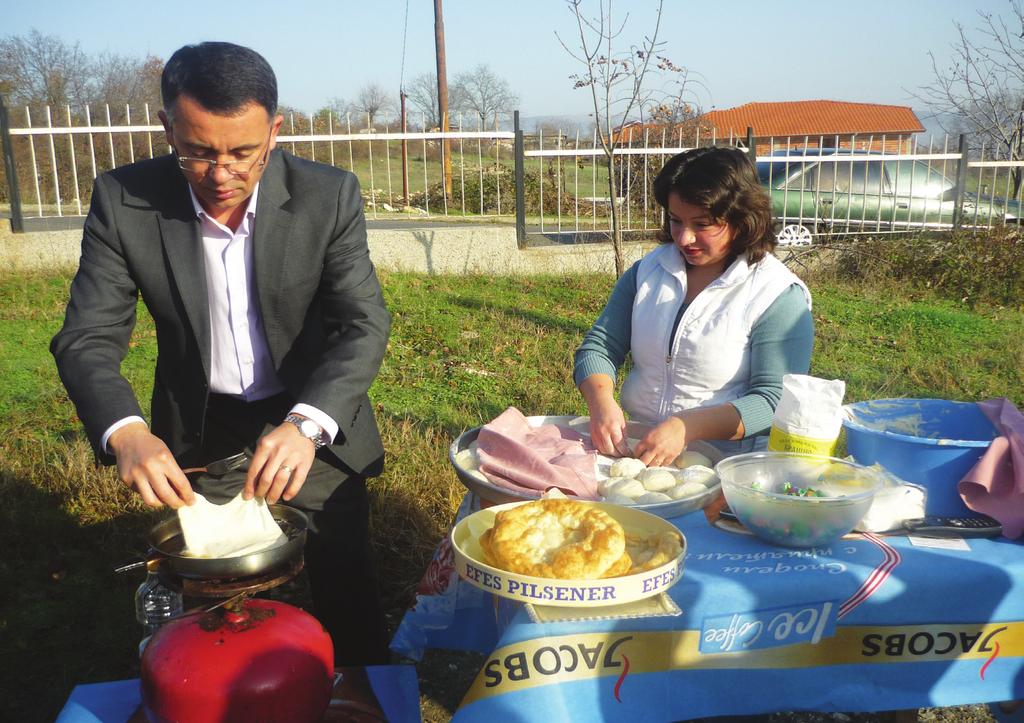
[1,265,1021,721]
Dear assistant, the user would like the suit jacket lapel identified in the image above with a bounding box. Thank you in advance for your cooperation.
[252,151,295,351]
[155,167,212,381]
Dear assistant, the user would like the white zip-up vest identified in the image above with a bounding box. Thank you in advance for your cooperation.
[620,244,811,455]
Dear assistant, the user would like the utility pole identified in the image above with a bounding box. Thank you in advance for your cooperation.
[400,90,409,207]
[434,0,452,199]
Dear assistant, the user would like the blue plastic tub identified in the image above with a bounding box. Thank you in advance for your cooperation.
[842,399,997,517]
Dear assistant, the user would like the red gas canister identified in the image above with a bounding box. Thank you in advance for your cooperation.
[141,598,334,723]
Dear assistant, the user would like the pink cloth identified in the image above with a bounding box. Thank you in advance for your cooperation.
[958,397,1024,538]
[476,408,600,499]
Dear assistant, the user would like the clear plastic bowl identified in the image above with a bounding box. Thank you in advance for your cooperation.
[715,452,883,548]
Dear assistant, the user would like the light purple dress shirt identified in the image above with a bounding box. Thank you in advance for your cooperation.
[101,184,338,452]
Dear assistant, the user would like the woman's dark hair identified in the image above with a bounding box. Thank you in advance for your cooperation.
[161,42,278,119]
[652,146,775,264]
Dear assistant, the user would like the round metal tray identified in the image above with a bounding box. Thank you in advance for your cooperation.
[448,415,723,519]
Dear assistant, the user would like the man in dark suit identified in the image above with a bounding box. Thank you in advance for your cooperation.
[51,42,392,664]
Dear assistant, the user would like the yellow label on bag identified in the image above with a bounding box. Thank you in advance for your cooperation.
[768,426,838,456]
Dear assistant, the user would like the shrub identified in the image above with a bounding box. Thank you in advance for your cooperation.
[412,164,575,216]
[823,229,1024,308]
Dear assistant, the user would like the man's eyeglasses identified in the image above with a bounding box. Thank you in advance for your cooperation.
[175,130,273,177]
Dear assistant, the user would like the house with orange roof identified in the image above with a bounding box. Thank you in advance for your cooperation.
[615,100,925,153]
[701,100,925,154]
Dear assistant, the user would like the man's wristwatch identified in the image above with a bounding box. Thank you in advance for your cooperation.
[284,414,327,450]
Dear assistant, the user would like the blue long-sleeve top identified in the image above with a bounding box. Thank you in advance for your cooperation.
[573,261,815,438]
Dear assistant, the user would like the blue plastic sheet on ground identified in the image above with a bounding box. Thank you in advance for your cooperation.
[391,493,499,660]
[55,666,422,723]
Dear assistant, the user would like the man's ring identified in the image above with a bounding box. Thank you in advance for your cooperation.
[280,465,292,475]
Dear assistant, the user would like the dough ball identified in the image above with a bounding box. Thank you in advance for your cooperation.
[675,450,713,469]
[679,465,718,487]
[605,477,645,499]
[609,457,646,479]
[667,481,708,499]
[455,448,480,470]
[635,491,672,504]
[604,493,638,506]
[637,468,677,492]
[598,476,634,497]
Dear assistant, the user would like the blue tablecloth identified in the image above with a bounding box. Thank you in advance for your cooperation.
[394,496,1024,722]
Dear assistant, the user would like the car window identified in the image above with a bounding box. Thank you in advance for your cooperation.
[758,160,808,189]
[886,160,950,198]
[777,161,820,191]
[831,160,888,194]
[776,158,889,195]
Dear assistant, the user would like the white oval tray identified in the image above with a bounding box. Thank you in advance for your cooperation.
[451,500,686,608]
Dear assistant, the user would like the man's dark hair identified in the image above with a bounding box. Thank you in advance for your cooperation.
[653,146,776,264]
[161,42,278,118]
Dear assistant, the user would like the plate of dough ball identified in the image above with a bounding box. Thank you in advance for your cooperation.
[594,440,724,518]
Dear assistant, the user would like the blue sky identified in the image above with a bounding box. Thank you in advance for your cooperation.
[4,0,1007,129]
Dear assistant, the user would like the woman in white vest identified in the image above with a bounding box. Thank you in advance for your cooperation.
[574,147,814,462]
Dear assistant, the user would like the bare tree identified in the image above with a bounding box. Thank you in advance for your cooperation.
[355,82,395,128]
[0,29,91,108]
[451,64,517,127]
[314,96,354,130]
[557,0,686,276]
[327,96,352,116]
[405,72,439,128]
[90,52,163,117]
[917,2,1024,193]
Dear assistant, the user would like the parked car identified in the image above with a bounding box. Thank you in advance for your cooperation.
[756,149,1021,244]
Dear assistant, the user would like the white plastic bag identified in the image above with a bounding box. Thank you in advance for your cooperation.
[768,374,846,456]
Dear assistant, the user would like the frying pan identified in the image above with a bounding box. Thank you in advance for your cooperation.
[116,505,308,580]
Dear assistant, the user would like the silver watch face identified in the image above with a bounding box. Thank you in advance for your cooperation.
[299,419,320,439]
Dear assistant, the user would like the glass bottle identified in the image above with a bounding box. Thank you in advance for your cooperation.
[135,560,183,655]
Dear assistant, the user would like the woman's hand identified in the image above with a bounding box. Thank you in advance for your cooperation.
[588,398,630,457]
[635,405,745,466]
[635,416,687,467]
[579,373,631,456]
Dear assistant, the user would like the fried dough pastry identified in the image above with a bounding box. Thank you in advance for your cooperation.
[624,530,683,573]
[483,499,626,579]
[601,550,633,578]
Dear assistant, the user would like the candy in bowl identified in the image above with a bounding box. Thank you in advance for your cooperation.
[715,452,883,548]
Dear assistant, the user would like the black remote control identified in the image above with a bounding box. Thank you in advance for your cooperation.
[718,504,738,523]
[901,515,1002,538]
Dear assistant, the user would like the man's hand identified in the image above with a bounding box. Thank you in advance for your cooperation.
[245,421,316,503]
[109,422,194,508]
[634,416,687,468]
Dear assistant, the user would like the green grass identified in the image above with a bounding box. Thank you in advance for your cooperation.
[810,281,1024,400]
[1,265,1023,722]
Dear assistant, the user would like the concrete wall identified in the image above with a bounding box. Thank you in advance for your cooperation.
[0,221,656,275]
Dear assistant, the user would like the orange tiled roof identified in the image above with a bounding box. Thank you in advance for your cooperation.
[702,100,924,138]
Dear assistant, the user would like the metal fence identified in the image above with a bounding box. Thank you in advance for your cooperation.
[2,98,1023,245]
[0,100,517,227]
[527,130,1024,244]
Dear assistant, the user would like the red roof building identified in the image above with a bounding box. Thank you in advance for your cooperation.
[702,100,925,153]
